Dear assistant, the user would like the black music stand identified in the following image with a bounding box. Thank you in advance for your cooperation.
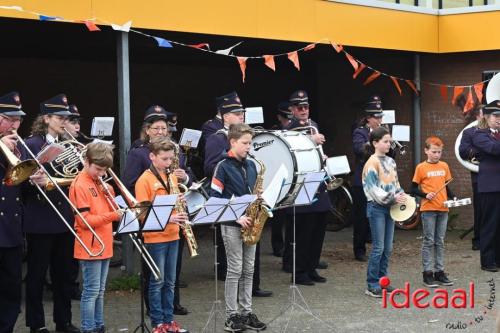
[267,171,336,333]
[116,194,177,333]
[191,195,257,333]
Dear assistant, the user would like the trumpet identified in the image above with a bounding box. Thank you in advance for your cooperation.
[391,140,407,156]
[0,130,39,185]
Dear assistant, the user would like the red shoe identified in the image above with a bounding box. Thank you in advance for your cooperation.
[166,321,189,333]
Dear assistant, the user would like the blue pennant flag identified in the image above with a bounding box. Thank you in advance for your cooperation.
[153,37,173,48]
[39,15,58,21]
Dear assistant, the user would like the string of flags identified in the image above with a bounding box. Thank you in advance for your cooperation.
[0,4,488,114]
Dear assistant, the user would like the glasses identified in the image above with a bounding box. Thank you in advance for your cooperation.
[0,115,23,124]
[149,127,168,132]
[296,105,309,111]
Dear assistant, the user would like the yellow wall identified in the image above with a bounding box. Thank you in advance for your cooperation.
[0,0,498,53]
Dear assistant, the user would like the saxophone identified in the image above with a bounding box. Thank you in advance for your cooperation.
[169,145,199,257]
[241,154,273,245]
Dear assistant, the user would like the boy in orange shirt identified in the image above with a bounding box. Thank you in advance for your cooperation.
[411,136,455,288]
[69,142,124,333]
[135,138,189,333]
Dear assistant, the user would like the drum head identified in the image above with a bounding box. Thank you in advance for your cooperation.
[390,196,417,222]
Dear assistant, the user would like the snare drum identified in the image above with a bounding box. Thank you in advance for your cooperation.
[250,130,322,204]
[444,198,471,208]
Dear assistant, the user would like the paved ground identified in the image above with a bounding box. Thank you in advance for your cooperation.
[14,224,499,333]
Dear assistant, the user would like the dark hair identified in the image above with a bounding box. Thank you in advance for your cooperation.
[364,126,390,159]
[85,142,114,168]
[228,123,254,141]
[30,115,49,136]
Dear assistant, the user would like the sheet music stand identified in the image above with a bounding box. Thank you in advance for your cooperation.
[192,195,256,333]
[267,171,336,333]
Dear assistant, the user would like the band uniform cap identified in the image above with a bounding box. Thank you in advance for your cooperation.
[364,94,383,117]
[277,101,292,119]
[68,104,82,120]
[40,94,72,116]
[216,91,245,116]
[0,91,26,116]
[289,90,309,106]
[484,100,500,115]
[144,104,169,121]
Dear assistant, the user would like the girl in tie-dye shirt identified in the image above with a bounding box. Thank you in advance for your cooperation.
[362,127,408,298]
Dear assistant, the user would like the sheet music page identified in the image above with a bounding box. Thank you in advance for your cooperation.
[116,210,140,234]
[91,117,115,137]
[179,128,202,148]
[114,195,127,208]
[295,171,325,206]
[142,194,178,231]
[36,143,66,164]
[192,197,229,224]
[245,107,264,124]
[381,110,396,124]
[218,194,257,222]
[261,164,288,209]
[392,125,410,142]
[326,156,351,176]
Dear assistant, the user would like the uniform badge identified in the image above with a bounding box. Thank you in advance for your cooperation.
[62,96,68,104]
[298,91,304,97]
[13,95,20,103]
[154,106,162,113]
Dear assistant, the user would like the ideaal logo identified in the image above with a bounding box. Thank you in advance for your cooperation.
[379,277,496,330]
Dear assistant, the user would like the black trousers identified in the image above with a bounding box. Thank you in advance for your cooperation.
[215,224,227,275]
[25,232,74,329]
[479,192,500,268]
[252,242,261,291]
[270,211,285,254]
[283,212,328,274]
[352,186,370,257]
[0,245,22,333]
[471,181,481,247]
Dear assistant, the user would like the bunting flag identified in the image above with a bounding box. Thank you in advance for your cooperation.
[345,53,358,71]
[111,20,132,32]
[440,85,448,103]
[287,51,300,71]
[304,43,316,52]
[473,82,484,104]
[189,43,210,50]
[263,55,276,71]
[237,57,247,83]
[0,5,23,11]
[153,37,173,48]
[215,41,242,55]
[352,63,366,79]
[405,80,419,95]
[39,15,58,21]
[331,42,343,53]
[363,71,381,86]
[463,88,474,113]
[452,86,465,105]
[390,77,402,95]
[83,20,100,32]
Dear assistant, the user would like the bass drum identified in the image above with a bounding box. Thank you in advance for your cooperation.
[250,131,322,204]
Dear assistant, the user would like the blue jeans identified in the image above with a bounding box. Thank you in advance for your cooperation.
[421,211,448,272]
[80,259,110,332]
[366,202,394,290]
[146,241,178,327]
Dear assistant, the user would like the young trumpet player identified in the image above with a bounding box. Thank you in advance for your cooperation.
[69,142,123,333]
[135,137,190,333]
[0,92,46,333]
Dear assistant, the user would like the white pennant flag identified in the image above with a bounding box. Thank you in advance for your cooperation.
[0,5,23,11]
[215,41,242,55]
[111,20,132,32]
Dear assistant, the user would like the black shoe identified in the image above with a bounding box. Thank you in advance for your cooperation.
[242,313,266,331]
[434,271,453,286]
[71,288,82,301]
[316,261,328,269]
[294,273,315,286]
[384,285,395,293]
[224,314,246,332]
[96,327,105,333]
[472,244,480,251]
[174,304,189,315]
[308,270,327,283]
[178,280,188,288]
[55,323,80,333]
[252,288,273,297]
[31,328,50,333]
[482,266,498,272]
[217,271,227,281]
[365,287,382,298]
[355,254,367,262]
[423,271,438,288]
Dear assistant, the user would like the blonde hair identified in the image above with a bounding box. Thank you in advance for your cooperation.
[85,142,114,168]
[148,137,175,155]
[228,123,254,141]
[30,115,49,136]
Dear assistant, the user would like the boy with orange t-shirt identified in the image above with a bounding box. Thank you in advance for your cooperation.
[135,137,189,333]
[411,136,455,288]
[69,142,123,333]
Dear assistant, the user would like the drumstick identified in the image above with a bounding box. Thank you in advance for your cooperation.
[420,178,453,208]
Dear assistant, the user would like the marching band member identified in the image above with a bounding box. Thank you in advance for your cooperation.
[0,92,46,333]
[24,94,79,333]
[199,110,223,158]
[363,126,406,298]
[123,105,190,316]
[69,142,123,333]
[135,137,190,333]
[471,100,500,272]
[283,90,329,285]
[210,123,267,332]
[458,105,484,251]
[351,95,386,262]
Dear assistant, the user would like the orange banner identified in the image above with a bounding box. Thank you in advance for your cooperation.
[304,43,316,52]
[452,86,465,105]
[345,53,358,71]
[405,80,419,95]
[287,51,300,71]
[237,57,247,83]
[473,82,484,104]
[391,77,402,95]
[440,85,448,103]
[83,21,100,31]
[363,71,381,86]
[352,63,366,79]
[263,55,276,71]
[331,42,343,53]
[463,89,474,113]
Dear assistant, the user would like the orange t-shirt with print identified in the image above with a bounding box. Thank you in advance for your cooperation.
[135,169,180,244]
[412,161,452,212]
[70,170,120,260]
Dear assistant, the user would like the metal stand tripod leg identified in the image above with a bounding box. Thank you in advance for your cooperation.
[133,258,151,333]
[201,225,225,333]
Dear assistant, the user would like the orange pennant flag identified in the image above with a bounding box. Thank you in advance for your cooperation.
[83,20,100,31]
[237,57,247,83]
[188,43,210,49]
[473,82,484,104]
[405,80,419,95]
[330,42,343,53]
[440,85,448,103]
[391,77,402,95]
[287,51,300,71]
[363,71,381,86]
[263,55,276,72]
[452,86,465,105]
[352,63,366,79]
[345,53,359,71]
[304,43,316,52]
[464,88,474,113]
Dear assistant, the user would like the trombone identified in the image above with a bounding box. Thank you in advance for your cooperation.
[13,135,106,257]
